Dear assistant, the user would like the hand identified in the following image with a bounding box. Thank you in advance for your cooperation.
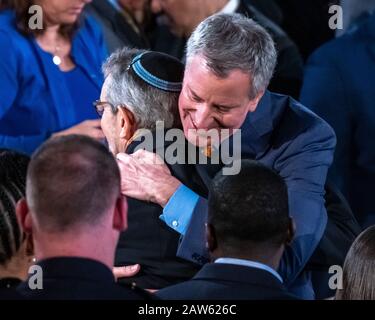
[53,119,105,140]
[116,150,181,207]
[113,264,141,281]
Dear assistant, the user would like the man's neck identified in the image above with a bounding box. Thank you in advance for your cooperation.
[33,232,115,271]
[213,246,284,271]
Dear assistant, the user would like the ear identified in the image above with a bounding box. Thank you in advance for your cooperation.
[112,196,128,232]
[118,106,137,141]
[286,217,296,245]
[206,223,218,253]
[16,198,32,235]
[247,90,265,113]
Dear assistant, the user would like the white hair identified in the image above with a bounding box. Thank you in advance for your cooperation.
[102,48,179,130]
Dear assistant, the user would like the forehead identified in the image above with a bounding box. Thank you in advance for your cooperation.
[184,56,252,102]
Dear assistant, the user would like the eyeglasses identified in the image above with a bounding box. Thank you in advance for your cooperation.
[93,100,118,117]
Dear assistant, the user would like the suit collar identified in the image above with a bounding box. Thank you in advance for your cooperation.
[193,263,287,291]
[31,257,115,283]
[238,90,276,157]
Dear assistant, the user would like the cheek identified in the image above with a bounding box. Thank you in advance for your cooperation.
[178,95,192,128]
[219,111,248,130]
[101,112,115,138]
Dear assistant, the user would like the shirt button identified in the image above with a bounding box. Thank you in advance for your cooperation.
[172,220,179,228]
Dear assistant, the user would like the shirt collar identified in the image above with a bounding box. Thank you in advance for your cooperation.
[215,257,283,283]
[219,0,240,14]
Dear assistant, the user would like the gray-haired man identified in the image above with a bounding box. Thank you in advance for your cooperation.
[117,13,337,299]
[97,48,206,289]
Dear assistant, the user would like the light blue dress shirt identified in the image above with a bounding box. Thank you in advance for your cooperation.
[215,257,283,283]
[160,185,199,235]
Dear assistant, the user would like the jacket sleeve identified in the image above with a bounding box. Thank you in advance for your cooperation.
[177,117,336,286]
[275,117,336,286]
[0,31,49,154]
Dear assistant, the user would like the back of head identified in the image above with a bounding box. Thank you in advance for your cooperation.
[102,47,183,130]
[336,226,375,300]
[208,160,290,256]
[26,135,121,233]
[0,149,29,266]
[186,13,277,99]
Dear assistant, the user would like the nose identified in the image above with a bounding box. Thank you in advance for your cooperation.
[150,0,162,14]
[192,104,213,129]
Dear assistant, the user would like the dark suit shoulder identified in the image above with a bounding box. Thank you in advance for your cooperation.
[156,263,298,300]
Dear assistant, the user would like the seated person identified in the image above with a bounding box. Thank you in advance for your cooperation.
[0,0,106,155]
[0,150,32,290]
[335,225,375,300]
[97,48,206,289]
[156,160,298,300]
[15,135,149,300]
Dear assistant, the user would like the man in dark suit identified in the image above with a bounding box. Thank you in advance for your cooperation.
[15,135,149,300]
[86,0,150,53]
[98,48,208,289]
[150,0,303,98]
[156,160,298,300]
[300,10,375,228]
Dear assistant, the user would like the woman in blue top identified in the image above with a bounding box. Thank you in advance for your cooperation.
[0,0,107,155]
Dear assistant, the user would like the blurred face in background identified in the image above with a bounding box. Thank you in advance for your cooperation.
[35,0,92,25]
[150,0,198,36]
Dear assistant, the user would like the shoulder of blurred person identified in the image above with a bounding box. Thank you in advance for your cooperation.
[243,0,284,26]
[85,0,149,53]
[237,0,303,98]
[156,262,299,300]
[16,257,152,300]
[300,11,375,228]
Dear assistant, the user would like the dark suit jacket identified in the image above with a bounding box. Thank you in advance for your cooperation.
[176,91,336,299]
[0,278,23,300]
[116,133,207,289]
[300,12,375,228]
[85,0,149,53]
[156,263,298,300]
[16,257,150,300]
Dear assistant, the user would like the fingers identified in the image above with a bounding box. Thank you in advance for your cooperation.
[113,264,141,281]
[90,128,105,140]
[130,149,165,165]
[84,119,102,127]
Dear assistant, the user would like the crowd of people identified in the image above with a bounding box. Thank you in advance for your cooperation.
[0,0,374,300]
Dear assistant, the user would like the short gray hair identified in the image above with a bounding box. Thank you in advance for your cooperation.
[186,13,277,99]
[102,48,179,130]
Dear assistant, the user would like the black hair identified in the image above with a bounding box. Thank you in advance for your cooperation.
[208,159,290,252]
[0,149,30,266]
[27,135,121,232]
